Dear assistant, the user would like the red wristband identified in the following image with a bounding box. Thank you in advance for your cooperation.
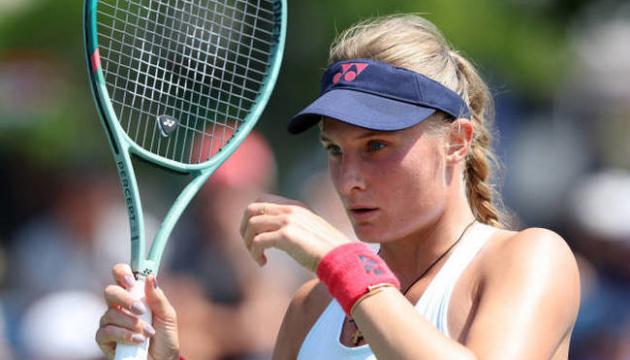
[316,242,400,315]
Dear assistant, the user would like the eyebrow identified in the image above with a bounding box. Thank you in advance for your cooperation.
[320,130,391,144]
[320,134,332,143]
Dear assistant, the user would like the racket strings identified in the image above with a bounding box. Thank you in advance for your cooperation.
[99,0,273,99]
[96,0,277,164]
[106,0,270,160]
[102,1,247,155]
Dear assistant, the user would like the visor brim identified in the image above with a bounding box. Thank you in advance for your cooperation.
[288,89,436,134]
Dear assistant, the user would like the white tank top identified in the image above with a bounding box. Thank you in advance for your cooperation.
[297,223,495,360]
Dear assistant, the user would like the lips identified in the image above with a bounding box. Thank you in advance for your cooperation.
[348,206,379,222]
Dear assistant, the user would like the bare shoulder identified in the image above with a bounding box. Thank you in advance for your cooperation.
[481,227,579,277]
[464,227,581,356]
[272,278,331,360]
[479,227,580,330]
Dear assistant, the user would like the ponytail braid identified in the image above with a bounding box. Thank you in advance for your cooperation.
[450,51,504,227]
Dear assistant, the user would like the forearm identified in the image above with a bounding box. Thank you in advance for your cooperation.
[352,287,475,360]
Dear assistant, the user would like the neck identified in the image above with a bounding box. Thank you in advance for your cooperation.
[379,187,476,290]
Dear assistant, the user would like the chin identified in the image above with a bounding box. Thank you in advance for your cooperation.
[353,225,392,244]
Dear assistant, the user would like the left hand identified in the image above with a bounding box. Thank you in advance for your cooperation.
[239,194,351,272]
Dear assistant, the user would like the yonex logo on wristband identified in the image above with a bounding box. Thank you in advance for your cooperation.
[332,63,369,84]
[359,255,385,275]
[317,243,401,315]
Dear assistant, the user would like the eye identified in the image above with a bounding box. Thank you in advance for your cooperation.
[325,144,343,157]
[366,140,386,152]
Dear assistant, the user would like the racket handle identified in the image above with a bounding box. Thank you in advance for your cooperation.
[114,277,152,360]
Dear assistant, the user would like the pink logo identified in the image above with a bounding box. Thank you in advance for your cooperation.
[332,63,369,84]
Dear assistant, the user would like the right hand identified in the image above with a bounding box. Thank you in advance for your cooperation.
[96,264,180,360]
[240,194,351,272]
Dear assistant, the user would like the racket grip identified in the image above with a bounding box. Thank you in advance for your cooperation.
[114,277,153,360]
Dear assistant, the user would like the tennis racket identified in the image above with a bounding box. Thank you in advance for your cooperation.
[83,0,286,358]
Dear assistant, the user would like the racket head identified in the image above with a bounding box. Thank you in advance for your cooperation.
[84,0,286,173]
[83,0,286,276]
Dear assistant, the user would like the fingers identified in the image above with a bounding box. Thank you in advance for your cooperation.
[96,305,156,358]
[240,206,293,266]
[143,275,180,358]
[99,307,156,337]
[239,200,312,267]
[145,275,177,324]
[242,212,285,250]
[240,202,273,237]
[112,263,135,289]
[99,265,180,359]
[250,229,283,266]
[96,320,149,352]
[104,284,147,316]
[239,201,296,237]
[108,263,146,315]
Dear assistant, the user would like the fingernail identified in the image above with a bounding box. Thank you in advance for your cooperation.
[152,276,158,289]
[123,275,135,289]
[131,333,146,343]
[130,302,146,315]
[144,323,156,336]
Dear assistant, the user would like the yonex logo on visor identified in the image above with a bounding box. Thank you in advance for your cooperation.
[332,63,369,84]
[288,58,472,134]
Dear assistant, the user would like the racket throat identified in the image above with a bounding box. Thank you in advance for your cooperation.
[133,260,158,278]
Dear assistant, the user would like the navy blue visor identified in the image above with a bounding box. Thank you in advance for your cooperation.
[288,59,471,134]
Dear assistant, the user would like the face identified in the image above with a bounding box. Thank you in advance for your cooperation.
[320,117,450,243]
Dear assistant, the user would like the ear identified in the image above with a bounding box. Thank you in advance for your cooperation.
[445,118,474,164]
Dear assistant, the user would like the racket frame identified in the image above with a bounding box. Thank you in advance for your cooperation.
[83,0,287,277]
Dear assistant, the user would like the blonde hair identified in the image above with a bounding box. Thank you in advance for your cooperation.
[329,14,506,227]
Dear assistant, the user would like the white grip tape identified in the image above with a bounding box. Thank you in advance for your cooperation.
[114,277,152,360]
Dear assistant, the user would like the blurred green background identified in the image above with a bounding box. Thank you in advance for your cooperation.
[0,0,576,174]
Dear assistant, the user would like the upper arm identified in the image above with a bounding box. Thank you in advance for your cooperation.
[272,278,330,360]
[465,228,580,359]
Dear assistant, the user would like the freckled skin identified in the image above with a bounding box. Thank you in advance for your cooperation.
[322,118,447,244]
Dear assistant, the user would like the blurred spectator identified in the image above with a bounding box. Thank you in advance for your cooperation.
[0,244,15,359]
[564,169,630,360]
[545,5,630,358]
[8,169,152,299]
[561,1,630,170]
[6,168,157,358]
[19,290,105,360]
[166,130,307,359]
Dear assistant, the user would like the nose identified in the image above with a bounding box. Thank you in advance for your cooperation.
[332,155,367,197]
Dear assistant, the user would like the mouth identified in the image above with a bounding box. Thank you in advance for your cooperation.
[348,207,379,222]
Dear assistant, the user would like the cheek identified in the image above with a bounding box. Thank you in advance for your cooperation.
[370,146,448,239]
[389,141,446,201]
[391,160,445,216]
[328,160,341,186]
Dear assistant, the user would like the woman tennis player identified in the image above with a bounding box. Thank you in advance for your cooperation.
[97,14,580,359]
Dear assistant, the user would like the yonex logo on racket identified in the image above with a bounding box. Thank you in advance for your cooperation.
[332,63,369,84]
[157,115,179,137]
